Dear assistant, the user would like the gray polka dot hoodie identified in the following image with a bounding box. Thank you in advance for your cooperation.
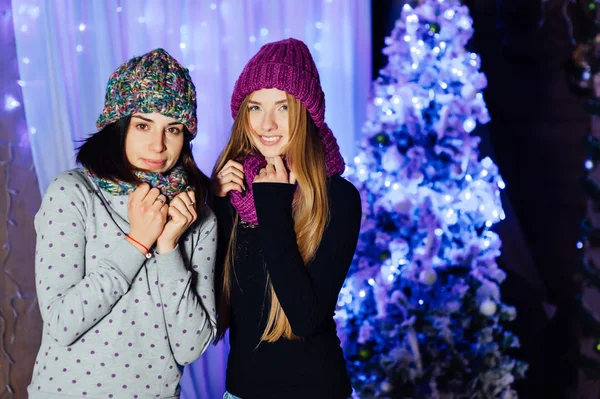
[28,169,217,399]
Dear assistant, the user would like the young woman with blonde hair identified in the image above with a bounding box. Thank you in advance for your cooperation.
[213,38,361,399]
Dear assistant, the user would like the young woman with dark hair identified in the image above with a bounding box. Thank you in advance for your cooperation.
[28,48,216,399]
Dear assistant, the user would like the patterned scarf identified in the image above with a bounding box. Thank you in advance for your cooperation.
[230,123,346,225]
[87,165,189,201]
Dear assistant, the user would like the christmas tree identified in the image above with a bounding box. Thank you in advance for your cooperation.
[577,121,600,378]
[569,0,600,381]
[335,1,527,397]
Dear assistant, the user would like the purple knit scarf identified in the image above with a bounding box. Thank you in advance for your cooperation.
[229,123,345,225]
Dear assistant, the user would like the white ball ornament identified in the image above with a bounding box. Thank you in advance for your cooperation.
[460,83,476,101]
[382,145,404,173]
[479,299,497,316]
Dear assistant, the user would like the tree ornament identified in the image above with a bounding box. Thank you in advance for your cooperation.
[358,347,373,361]
[371,132,391,147]
[419,268,438,285]
[382,145,404,172]
[380,380,394,393]
[428,22,440,34]
[479,299,497,316]
[566,40,597,96]
[379,250,391,261]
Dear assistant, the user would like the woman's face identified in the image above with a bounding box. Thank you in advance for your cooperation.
[247,88,290,159]
[125,112,185,173]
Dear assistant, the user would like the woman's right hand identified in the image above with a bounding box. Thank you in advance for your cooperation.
[127,184,169,250]
[214,160,245,197]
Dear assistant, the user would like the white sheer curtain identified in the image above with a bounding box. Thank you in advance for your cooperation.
[11,1,371,397]
[11,0,371,196]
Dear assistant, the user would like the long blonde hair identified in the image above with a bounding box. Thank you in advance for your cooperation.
[214,93,329,343]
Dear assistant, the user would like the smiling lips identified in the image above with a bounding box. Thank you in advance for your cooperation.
[259,135,282,146]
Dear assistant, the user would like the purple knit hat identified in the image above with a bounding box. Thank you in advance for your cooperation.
[229,38,346,224]
[231,38,325,128]
[230,38,344,168]
[96,48,198,135]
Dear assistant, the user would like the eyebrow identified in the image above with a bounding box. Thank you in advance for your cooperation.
[132,115,183,126]
[248,99,288,105]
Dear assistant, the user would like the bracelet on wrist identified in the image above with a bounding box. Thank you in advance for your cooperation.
[126,234,152,259]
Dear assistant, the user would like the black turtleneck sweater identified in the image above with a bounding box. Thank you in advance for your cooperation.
[214,175,361,399]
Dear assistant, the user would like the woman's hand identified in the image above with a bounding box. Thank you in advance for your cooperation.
[254,156,297,184]
[214,160,245,197]
[127,184,168,252]
[156,190,198,254]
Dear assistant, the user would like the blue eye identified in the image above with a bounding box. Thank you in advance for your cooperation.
[248,105,261,112]
[280,104,288,111]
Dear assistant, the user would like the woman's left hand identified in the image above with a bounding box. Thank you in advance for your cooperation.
[254,156,297,185]
[156,190,198,254]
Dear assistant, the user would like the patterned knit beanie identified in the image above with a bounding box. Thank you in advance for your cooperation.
[96,48,197,135]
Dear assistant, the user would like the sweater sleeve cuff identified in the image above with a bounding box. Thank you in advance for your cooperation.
[104,238,148,282]
[253,183,296,225]
[155,244,188,283]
